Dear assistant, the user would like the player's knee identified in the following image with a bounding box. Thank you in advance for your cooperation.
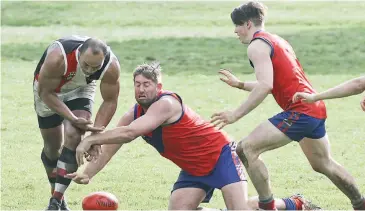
[41,149,59,167]
[236,140,257,165]
[311,164,328,174]
[310,158,332,174]
[64,129,82,148]
[42,145,61,160]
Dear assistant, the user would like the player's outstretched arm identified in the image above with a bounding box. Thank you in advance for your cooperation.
[211,40,273,129]
[218,69,259,92]
[75,97,177,166]
[293,76,365,103]
[66,106,135,184]
[93,59,121,128]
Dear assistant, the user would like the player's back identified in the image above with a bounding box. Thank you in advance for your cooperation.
[134,91,230,176]
[251,31,326,119]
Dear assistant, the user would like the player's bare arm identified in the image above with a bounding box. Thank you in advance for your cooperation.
[75,96,180,166]
[219,69,259,92]
[66,106,135,184]
[211,39,273,129]
[82,59,121,162]
[93,58,121,128]
[293,76,365,103]
[37,44,103,132]
[38,44,79,122]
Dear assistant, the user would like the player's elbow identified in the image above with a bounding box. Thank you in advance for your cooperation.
[352,77,365,94]
[38,87,51,100]
[258,82,273,93]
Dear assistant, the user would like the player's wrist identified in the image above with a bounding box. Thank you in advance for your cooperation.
[313,94,321,102]
[232,109,243,122]
[85,171,93,179]
[237,81,245,90]
[67,114,78,123]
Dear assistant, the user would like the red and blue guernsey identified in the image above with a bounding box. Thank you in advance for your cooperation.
[133,90,229,176]
[250,31,327,141]
[251,31,326,119]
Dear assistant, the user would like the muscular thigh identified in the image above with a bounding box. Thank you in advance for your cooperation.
[241,120,292,156]
[63,110,92,149]
[221,181,249,210]
[40,124,64,160]
[168,188,206,210]
[63,98,94,149]
[300,135,331,168]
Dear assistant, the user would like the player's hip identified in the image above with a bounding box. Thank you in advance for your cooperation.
[33,83,96,117]
[174,142,246,186]
[269,111,326,142]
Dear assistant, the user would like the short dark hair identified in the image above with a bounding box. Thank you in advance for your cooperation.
[79,38,108,56]
[133,61,162,84]
[231,1,267,26]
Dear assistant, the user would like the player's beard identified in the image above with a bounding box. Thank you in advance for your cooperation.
[136,98,155,109]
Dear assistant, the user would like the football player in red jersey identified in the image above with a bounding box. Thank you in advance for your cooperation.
[33,36,121,210]
[67,62,320,210]
[293,76,365,111]
[210,2,365,210]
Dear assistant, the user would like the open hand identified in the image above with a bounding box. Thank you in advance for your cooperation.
[210,110,238,129]
[65,172,90,184]
[292,92,317,103]
[218,69,241,88]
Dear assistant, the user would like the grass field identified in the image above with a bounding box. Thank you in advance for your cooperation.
[1,1,365,210]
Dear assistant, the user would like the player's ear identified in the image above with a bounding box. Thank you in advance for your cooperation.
[157,83,162,91]
[247,20,252,29]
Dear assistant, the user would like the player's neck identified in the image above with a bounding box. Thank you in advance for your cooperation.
[249,26,264,40]
[141,106,149,112]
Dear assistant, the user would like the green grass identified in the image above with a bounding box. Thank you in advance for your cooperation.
[2,1,365,27]
[2,26,365,75]
[1,1,365,210]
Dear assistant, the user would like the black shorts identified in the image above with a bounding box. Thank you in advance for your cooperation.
[37,98,93,129]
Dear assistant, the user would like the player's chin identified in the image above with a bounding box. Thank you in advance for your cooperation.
[136,99,153,107]
[241,39,250,44]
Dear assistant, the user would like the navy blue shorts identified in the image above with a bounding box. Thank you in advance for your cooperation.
[171,142,246,203]
[269,111,326,142]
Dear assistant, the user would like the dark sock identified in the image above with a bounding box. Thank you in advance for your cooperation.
[41,150,58,194]
[52,147,78,201]
[259,195,276,210]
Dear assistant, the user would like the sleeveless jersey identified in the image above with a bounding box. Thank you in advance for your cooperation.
[250,31,326,119]
[134,91,230,176]
[33,35,117,94]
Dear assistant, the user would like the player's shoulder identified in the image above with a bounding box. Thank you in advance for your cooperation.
[247,39,272,58]
[45,42,65,65]
[159,94,180,104]
[42,42,65,74]
[102,58,121,83]
[152,95,180,113]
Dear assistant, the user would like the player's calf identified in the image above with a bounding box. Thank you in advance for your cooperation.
[52,147,78,202]
[308,156,364,209]
[41,150,58,193]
